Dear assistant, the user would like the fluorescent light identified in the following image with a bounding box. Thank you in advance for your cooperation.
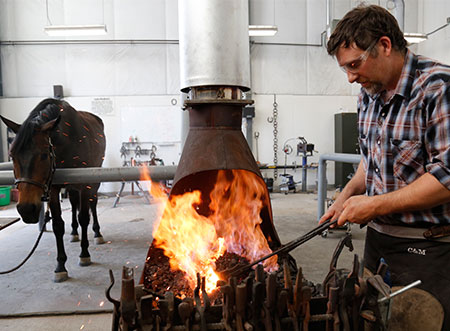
[404,33,427,44]
[44,24,107,37]
[249,25,278,37]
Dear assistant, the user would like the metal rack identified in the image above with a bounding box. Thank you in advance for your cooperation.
[113,141,167,208]
[119,141,164,167]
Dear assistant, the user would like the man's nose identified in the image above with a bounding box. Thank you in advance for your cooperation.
[347,71,358,83]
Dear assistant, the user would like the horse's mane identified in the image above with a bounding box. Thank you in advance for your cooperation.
[11,99,70,154]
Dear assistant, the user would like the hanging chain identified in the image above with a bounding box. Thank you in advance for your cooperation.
[272,95,279,179]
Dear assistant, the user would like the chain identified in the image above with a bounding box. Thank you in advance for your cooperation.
[272,95,279,179]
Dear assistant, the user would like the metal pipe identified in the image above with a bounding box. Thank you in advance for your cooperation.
[378,280,421,303]
[317,153,361,220]
[259,164,317,170]
[0,166,176,186]
[0,39,179,46]
[302,155,307,192]
[179,0,250,92]
[326,0,331,36]
[0,163,317,185]
[0,162,13,170]
[251,41,322,47]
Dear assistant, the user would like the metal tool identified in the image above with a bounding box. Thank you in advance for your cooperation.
[378,280,422,303]
[217,219,338,279]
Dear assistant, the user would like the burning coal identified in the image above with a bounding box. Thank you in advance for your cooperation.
[140,168,278,294]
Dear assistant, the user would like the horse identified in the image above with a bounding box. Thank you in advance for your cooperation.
[1,98,106,282]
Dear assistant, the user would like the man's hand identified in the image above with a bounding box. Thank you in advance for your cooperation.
[319,194,376,227]
[336,195,377,226]
[331,173,450,227]
[319,159,367,226]
[319,199,343,225]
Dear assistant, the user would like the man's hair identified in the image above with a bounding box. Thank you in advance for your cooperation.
[327,5,407,56]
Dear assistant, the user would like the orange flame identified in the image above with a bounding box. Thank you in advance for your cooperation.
[209,171,277,268]
[140,167,277,293]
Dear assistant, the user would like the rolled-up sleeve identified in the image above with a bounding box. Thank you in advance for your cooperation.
[425,83,450,189]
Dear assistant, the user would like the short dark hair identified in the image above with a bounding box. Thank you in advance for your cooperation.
[327,5,407,56]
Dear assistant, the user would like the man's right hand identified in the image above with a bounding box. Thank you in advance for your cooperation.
[319,159,367,226]
[319,199,344,226]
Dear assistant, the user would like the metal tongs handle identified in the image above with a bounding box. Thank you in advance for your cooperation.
[277,218,338,256]
[227,219,338,278]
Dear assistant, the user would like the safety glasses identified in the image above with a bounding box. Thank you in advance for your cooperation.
[340,40,378,74]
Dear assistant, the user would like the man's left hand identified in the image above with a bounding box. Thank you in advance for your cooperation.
[337,195,378,226]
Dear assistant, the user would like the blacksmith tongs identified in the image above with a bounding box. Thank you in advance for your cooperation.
[217,219,339,279]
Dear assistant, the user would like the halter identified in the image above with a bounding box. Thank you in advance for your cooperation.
[14,137,56,202]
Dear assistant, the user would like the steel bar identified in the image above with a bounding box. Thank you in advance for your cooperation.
[0,166,176,186]
[317,153,361,220]
[0,39,179,46]
[0,162,13,171]
[259,165,318,170]
[302,156,307,192]
[378,280,422,303]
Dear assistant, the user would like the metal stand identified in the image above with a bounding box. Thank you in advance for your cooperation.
[279,137,316,193]
[296,137,315,192]
[114,140,169,208]
[113,181,152,208]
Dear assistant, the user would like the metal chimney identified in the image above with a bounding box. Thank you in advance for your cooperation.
[168,0,281,249]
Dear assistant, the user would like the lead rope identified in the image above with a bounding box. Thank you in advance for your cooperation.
[0,206,52,275]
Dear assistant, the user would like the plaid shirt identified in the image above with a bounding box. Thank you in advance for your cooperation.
[358,50,450,226]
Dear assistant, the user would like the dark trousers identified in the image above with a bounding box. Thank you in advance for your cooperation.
[364,227,450,331]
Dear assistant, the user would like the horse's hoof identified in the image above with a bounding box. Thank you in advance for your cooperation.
[70,235,80,242]
[54,271,69,282]
[94,236,105,245]
[79,257,91,266]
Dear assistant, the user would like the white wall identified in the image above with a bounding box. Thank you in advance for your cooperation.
[417,0,450,64]
[0,0,449,193]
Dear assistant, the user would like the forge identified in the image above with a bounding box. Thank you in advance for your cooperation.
[140,97,284,297]
[139,0,282,298]
[105,1,395,330]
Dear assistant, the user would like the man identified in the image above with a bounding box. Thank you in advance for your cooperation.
[320,4,450,330]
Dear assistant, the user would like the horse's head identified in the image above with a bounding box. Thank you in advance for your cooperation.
[1,115,60,224]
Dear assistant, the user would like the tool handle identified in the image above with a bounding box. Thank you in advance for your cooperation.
[281,219,338,253]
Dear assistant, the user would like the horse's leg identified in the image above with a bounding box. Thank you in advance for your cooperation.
[49,188,68,282]
[78,189,91,266]
[69,190,80,242]
[90,187,104,244]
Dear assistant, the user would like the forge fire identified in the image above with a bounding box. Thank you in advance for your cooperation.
[141,169,278,297]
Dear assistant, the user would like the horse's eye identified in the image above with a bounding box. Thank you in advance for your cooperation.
[41,153,48,161]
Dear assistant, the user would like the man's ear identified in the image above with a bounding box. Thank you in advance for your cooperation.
[378,36,392,56]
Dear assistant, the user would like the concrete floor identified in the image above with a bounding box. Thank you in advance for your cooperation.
[0,189,366,331]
